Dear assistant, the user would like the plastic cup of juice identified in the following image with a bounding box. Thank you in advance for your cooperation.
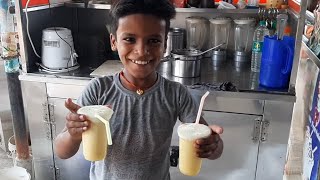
[77,105,113,161]
[177,123,211,176]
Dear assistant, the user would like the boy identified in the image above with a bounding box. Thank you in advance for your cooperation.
[54,0,223,179]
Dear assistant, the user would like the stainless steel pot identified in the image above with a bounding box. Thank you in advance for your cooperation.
[156,57,172,75]
[169,44,225,77]
[171,49,202,78]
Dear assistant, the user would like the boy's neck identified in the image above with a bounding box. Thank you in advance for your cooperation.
[120,71,158,93]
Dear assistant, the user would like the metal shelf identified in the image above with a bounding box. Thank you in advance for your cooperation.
[306,10,315,23]
[23,3,64,12]
[64,2,111,9]
[23,2,285,13]
[175,8,259,13]
[302,41,320,68]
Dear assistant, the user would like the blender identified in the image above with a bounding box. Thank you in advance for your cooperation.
[233,18,255,66]
[209,18,231,65]
[186,16,209,51]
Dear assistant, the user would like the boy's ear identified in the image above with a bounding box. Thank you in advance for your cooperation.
[110,33,117,51]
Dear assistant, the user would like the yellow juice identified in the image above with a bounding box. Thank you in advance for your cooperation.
[179,138,202,176]
[77,105,113,161]
[82,120,107,161]
[177,123,211,176]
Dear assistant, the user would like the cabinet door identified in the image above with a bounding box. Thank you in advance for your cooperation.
[22,81,55,180]
[48,98,91,180]
[256,101,294,180]
[170,111,261,180]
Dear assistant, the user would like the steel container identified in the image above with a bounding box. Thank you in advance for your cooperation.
[157,57,172,75]
[171,49,202,77]
[164,28,185,57]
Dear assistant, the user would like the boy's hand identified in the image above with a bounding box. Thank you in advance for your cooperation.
[195,125,223,160]
[65,98,89,141]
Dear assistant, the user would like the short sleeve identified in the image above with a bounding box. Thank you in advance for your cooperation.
[177,84,198,123]
[77,78,100,107]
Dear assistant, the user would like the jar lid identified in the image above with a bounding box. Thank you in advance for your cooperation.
[233,18,255,25]
[209,18,232,24]
[169,28,185,34]
[186,16,209,22]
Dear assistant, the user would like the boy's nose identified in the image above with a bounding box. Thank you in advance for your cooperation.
[134,42,150,56]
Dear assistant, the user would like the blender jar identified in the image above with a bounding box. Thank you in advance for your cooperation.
[209,18,231,63]
[186,16,209,51]
[233,18,255,63]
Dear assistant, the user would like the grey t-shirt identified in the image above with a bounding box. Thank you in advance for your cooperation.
[77,73,198,180]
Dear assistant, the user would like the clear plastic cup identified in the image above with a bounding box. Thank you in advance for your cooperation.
[177,123,211,176]
[77,105,113,161]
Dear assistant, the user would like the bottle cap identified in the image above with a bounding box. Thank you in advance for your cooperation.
[259,21,266,26]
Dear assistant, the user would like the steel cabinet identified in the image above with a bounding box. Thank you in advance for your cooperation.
[170,111,262,180]
[21,81,56,180]
[48,98,91,180]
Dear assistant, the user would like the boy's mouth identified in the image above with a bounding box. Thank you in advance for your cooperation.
[130,60,151,65]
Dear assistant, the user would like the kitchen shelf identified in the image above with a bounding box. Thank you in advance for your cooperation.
[175,8,259,13]
[23,3,64,12]
[302,41,320,68]
[24,2,288,14]
[306,10,315,23]
[64,2,111,9]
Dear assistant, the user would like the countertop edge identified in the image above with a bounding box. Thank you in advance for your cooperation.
[19,73,296,102]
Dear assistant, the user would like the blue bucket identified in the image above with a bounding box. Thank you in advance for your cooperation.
[259,35,295,88]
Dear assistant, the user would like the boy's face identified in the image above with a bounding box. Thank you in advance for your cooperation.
[110,14,166,79]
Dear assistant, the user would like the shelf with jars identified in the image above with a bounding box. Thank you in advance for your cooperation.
[23,1,288,13]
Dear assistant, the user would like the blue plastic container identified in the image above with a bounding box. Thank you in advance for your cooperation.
[259,35,295,88]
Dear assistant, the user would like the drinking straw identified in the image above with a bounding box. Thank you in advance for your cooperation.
[95,114,113,145]
[195,91,210,124]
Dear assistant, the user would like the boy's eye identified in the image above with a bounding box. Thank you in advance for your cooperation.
[149,39,161,44]
[123,37,135,43]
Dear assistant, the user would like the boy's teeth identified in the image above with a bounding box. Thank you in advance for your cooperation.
[132,60,150,65]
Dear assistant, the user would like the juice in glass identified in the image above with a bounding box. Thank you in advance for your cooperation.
[177,123,211,176]
[77,105,113,161]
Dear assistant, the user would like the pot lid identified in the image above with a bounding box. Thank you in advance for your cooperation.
[209,18,232,24]
[172,49,203,57]
[169,28,185,34]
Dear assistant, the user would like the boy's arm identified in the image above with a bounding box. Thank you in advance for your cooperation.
[54,127,82,159]
[54,99,88,159]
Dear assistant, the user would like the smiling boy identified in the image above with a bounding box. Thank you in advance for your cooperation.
[54,0,223,179]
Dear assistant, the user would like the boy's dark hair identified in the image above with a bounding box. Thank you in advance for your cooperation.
[109,0,176,36]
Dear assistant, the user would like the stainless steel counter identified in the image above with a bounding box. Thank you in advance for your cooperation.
[163,58,295,95]
[24,58,295,100]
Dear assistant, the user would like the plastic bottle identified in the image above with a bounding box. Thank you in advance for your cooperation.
[251,21,269,72]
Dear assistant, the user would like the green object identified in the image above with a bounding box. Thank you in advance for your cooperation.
[252,41,263,52]
[4,58,20,73]
[259,21,267,26]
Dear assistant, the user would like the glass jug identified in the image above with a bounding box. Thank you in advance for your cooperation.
[186,16,209,50]
[233,18,255,63]
[209,18,231,62]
